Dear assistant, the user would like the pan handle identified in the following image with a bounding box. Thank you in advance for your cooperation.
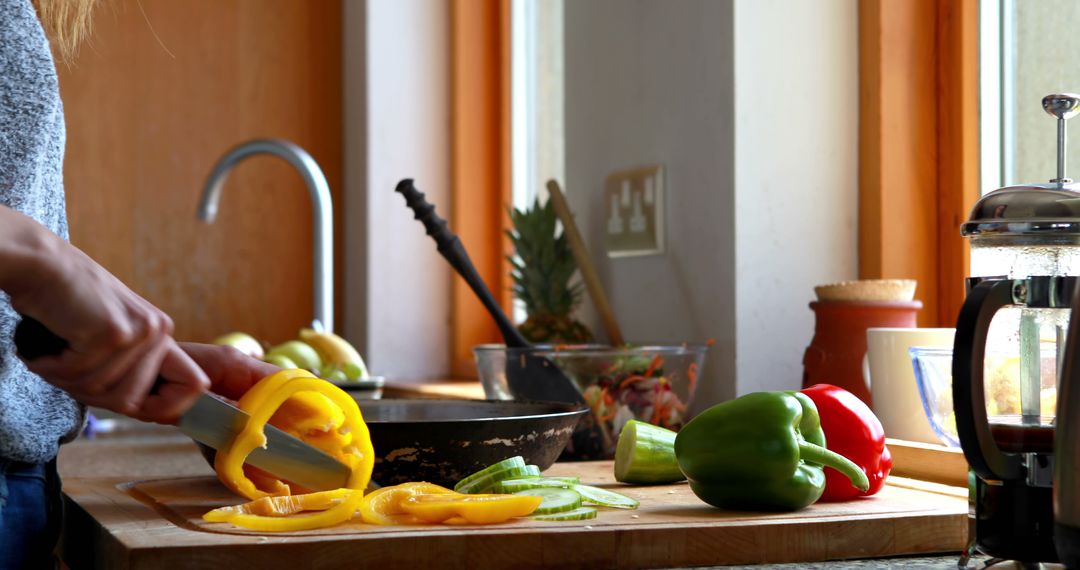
[395,179,529,348]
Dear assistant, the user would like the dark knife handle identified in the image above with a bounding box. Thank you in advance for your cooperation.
[14,316,69,360]
[395,178,530,348]
[14,315,167,393]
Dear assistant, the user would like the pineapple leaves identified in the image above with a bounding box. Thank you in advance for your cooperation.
[506,196,593,343]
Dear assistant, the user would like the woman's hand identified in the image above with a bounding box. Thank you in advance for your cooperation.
[1,207,211,424]
[179,342,280,401]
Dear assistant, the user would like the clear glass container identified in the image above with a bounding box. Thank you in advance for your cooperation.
[962,183,1080,448]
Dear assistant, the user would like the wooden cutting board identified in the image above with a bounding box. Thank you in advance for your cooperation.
[61,461,968,570]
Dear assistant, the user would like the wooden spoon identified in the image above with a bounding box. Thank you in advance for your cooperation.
[545,180,625,346]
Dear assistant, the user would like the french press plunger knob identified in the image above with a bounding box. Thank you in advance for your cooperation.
[1042,93,1080,185]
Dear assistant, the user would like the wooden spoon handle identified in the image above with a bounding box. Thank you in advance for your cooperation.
[546,180,625,346]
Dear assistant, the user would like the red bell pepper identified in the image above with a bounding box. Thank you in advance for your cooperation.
[800,384,892,500]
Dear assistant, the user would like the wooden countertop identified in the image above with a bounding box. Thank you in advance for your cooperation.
[55,383,972,569]
[60,450,967,570]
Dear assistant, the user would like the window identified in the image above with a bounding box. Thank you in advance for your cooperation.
[509,0,565,323]
[983,0,1080,191]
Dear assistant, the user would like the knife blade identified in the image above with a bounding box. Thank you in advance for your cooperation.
[180,393,351,491]
[14,316,352,491]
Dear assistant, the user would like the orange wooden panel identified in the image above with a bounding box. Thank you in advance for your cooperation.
[59,0,342,345]
[450,0,512,377]
[935,0,979,327]
[858,0,978,327]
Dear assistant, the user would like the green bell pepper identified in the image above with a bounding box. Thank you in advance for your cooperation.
[674,391,869,511]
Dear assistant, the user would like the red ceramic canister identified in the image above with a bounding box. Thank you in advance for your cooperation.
[801,300,922,407]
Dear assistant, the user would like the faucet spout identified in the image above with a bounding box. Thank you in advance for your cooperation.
[198,138,334,333]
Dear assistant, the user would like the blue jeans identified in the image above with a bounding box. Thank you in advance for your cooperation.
[0,459,60,570]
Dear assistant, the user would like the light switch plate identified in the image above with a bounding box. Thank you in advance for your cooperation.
[604,164,664,257]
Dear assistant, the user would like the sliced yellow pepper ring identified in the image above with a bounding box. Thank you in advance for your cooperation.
[212,491,366,532]
[358,482,459,526]
[213,369,375,501]
[242,464,294,497]
[400,493,543,525]
[204,489,354,522]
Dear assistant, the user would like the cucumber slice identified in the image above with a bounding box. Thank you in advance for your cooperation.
[456,464,541,494]
[514,488,582,514]
[493,477,580,493]
[573,485,639,509]
[530,507,598,521]
[454,456,526,491]
[613,420,685,484]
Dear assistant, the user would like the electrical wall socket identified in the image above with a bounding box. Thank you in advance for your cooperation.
[604,164,664,257]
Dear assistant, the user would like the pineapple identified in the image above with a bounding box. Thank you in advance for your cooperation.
[507,198,594,344]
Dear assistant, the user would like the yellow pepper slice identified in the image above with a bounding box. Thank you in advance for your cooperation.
[204,489,355,522]
[358,482,459,526]
[213,369,375,501]
[400,493,543,524]
[212,491,366,532]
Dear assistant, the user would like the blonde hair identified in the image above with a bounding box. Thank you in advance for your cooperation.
[34,0,98,62]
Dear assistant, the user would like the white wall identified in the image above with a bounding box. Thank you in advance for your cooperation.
[564,0,858,407]
[564,0,738,408]
[733,0,859,394]
[343,0,452,379]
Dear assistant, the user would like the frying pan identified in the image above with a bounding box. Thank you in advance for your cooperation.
[199,399,587,487]
[395,179,586,405]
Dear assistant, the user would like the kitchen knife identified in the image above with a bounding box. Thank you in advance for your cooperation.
[14,316,352,491]
[179,393,351,491]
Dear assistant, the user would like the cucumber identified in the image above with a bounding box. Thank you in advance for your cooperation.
[573,485,639,509]
[514,488,581,515]
[456,464,542,494]
[531,506,598,521]
[454,456,526,491]
[613,420,685,484]
[492,477,579,493]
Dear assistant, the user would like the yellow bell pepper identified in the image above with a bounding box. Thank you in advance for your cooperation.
[272,391,346,435]
[210,491,367,532]
[204,488,354,522]
[400,493,543,524]
[358,482,459,526]
[213,369,375,501]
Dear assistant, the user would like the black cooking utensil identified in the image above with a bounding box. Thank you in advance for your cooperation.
[395,178,586,405]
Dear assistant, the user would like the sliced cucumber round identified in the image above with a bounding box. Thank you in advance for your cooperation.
[514,488,581,515]
[613,420,685,484]
[493,477,580,494]
[456,464,542,494]
[530,506,598,521]
[454,456,527,491]
[573,484,639,509]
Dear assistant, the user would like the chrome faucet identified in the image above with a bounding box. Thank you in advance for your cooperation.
[197,138,334,333]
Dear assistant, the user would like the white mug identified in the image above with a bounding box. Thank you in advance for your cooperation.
[864,327,955,444]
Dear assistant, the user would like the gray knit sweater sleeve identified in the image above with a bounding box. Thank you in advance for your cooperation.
[0,0,85,464]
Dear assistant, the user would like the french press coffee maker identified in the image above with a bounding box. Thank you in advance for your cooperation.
[953,93,1080,564]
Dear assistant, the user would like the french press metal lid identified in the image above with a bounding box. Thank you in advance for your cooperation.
[962,94,1080,243]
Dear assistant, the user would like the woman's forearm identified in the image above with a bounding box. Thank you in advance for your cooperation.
[0,205,59,297]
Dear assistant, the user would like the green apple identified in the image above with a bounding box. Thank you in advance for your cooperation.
[212,332,264,360]
[264,354,298,369]
[266,340,322,372]
[321,367,348,383]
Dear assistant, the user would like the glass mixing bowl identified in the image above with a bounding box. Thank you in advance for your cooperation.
[908,346,960,448]
[474,343,709,460]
